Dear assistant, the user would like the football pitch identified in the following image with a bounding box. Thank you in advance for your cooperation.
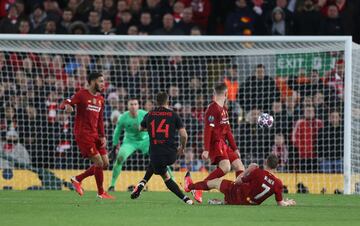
[1,191,360,226]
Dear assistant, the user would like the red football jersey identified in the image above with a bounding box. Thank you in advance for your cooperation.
[64,89,105,138]
[203,102,237,152]
[242,168,283,205]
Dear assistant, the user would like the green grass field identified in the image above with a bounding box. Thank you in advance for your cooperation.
[1,191,360,226]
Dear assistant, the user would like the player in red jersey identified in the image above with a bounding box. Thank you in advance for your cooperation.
[59,72,114,199]
[185,154,296,206]
[202,83,245,178]
[186,84,245,202]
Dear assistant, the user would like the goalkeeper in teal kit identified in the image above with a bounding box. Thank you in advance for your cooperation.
[108,98,172,191]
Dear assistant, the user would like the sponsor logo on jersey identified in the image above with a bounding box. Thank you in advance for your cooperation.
[220,117,229,125]
[86,104,101,112]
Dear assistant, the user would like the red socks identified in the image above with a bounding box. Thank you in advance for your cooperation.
[75,165,104,195]
[189,181,209,190]
[236,170,244,178]
[94,166,104,195]
[205,167,225,181]
[76,165,95,182]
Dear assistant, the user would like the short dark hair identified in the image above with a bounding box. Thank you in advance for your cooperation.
[266,154,279,169]
[156,92,169,106]
[128,97,139,102]
[87,72,103,84]
[214,83,227,95]
[256,64,265,69]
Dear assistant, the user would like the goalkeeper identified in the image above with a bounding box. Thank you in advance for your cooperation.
[108,98,172,191]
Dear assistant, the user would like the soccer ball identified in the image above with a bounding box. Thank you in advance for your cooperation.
[257,113,274,128]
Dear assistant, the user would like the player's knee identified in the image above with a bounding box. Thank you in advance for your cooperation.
[220,164,231,174]
[103,161,109,169]
[95,160,104,168]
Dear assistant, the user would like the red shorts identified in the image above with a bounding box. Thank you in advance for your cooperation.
[220,180,250,205]
[209,140,239,165]
[75,134,107,158]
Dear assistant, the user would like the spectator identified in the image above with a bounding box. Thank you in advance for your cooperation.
[100,17,115,35]
[144,0,171,28]
[29,4,47,32]
[152,13,184,35]
[121,56,144,97]
[180,0,211,32]
[294,0,321,35]
[0,130,31,169]
[239,64,280,112]
[0,4,19,33]
[318,4,344,35]
[18,19,30,34]
[127,25,138,35]
[291,105,323,172]
[114,0,129,26]
[271,133,289,171]
[318,110,343,173]
[116,10,133,34]
[190,25,201,35]
[169,85,182,110]
[129,0,142,19]
[173,1,185,23]
[144,99,154,112]
[178,149,204,171]
[326,59,344,100]
[268,6,293,35]
[68,20,89,34]
[87,10,101,34]
[274,0,294,26]
[43,0,62,22]
[58,8,73,34]
[176,7,195,35]
[225,0,256,35]
[104,0,116,19]
[138,11,155,34]
[44,19,57,34]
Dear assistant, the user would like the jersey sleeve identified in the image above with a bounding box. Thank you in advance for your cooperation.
[112,114,125,146]
[97,98,105,138]
[274,180,283,202]
[140,113,149,129]
[203,106,220,152]
[62,90,82,107]
[174,112,184,129]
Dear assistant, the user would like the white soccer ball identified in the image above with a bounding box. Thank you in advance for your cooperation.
[257,113,274,128]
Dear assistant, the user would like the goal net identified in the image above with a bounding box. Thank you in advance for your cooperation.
[0,35,358,194]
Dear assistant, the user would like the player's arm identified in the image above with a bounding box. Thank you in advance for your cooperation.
[139,113,148,131]
[112,115,125,147]
[98,100,106,148]
[274,182,296,206]
[225,125,240,157]
[202,108,219,160]
[235,164,259,184]
[59,91,81,113]
[175,112,187,155]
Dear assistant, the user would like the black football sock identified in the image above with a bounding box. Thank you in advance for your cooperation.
[164,178,186,200]
[142,164,154,184]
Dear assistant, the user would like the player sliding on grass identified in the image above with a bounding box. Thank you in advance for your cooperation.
[108,98,172,191]
[192,83,245,202]
[131,92,193,205]
[60,72,114,199]
[185,154,296,206]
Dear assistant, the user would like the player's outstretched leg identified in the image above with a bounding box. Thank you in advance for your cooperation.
[131,163,154,199]
[162,172,193,205]
[184,172,203,203]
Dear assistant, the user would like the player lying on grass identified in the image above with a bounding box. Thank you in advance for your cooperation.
[109,98,173,191]
[185,154,296,206]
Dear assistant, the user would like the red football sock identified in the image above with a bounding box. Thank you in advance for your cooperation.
[189,181,209,190]
[75,165,95,182]
[205,167,225,181]
[94,166,104,195]
[235,170,244,178]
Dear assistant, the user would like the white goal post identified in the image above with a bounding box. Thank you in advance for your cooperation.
[0,35,358,194]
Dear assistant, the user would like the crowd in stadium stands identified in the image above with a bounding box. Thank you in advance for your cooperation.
[0,0,351,173]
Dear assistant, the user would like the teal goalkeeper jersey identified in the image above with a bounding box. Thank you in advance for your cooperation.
[112,110,149,146]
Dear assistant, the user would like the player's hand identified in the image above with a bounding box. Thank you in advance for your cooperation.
[64,104,74,113]
[285,198,296,206]
[201,151,209,160]
[177,146,185,155]
[100,137,107,149]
